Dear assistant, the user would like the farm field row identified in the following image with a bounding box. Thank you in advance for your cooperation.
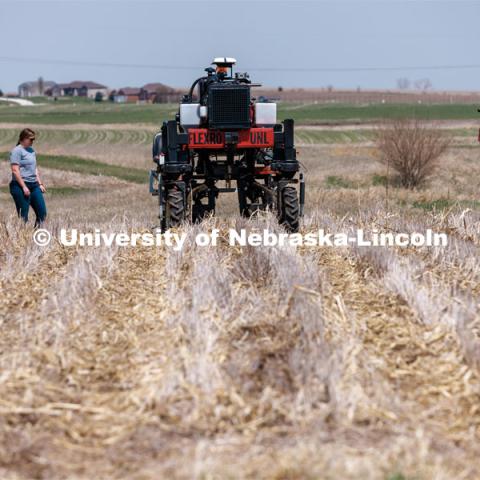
[0,126,477,148]
[1,101,479,125]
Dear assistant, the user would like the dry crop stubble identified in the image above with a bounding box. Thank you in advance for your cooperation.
[0,205,479,478]
[0,118,479,478]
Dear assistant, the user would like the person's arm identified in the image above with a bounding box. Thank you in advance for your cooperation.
[36,167,46,192]
[10,150,30,196]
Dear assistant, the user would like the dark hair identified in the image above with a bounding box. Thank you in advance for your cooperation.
[17,128,36,146]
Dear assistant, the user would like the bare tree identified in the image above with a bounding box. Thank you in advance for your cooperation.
[375,119,451,188]
[38,76,44,96]
[396,78,410,90]
[414,78,432,92]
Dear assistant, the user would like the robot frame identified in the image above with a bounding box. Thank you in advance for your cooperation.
[150,57,305,232]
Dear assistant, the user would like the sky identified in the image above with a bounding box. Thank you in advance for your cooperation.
[0,0,479,93]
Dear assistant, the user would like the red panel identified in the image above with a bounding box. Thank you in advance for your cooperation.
[188,128,274,149]
[238,128,274,148]
[188,130,224,149]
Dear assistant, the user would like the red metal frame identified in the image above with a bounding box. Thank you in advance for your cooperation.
[188,127,275,149]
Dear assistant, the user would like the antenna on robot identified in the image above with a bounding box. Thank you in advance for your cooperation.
[212,57,237,78]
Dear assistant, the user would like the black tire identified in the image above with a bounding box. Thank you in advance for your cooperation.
[279,186,300,233]
[192,202,212,223]
[166,188,185,228]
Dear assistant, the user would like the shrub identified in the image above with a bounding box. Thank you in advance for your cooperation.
[372,173,388,186]
[325,175,354,189]
[375,119,451,188]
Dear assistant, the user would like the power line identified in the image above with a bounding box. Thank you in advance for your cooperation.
[1,56,480,73]
[260,64,480,72]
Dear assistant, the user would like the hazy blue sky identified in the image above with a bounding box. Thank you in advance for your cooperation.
[0,0,479,93]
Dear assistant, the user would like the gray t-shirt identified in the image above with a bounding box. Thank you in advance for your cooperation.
[10,145,37,183]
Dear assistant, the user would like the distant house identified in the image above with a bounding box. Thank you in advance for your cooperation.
[19,80,57,97]
[110,83,178,104]
[47,83,69,97]
[140,83,177,103]
[113,87,142,103]
[47,81,108,99]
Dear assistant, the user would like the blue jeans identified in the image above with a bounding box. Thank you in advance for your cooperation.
[9,179,47,228]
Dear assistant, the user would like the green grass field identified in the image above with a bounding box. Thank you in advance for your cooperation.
[1,101,479,125]
[0,128,154,145]
[280,102,480,124]
[0,185,94,196]
[0,152,147,184]
[0,102,177,125]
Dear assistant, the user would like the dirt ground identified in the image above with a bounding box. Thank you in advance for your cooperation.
[0,127,479,479]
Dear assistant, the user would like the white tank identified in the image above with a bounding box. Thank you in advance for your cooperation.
[180,103,201,127]
[255,102,277,126]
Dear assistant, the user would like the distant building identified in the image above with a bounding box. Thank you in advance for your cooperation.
[140,83,177,103]
[18,80,57,97]
[113,87,142,103]
[46,81,108,99]
[110,83,178,104]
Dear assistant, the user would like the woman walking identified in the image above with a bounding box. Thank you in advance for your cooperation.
[9,128,47,228]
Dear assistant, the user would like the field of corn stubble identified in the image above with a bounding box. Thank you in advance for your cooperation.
[0,119,480,480]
